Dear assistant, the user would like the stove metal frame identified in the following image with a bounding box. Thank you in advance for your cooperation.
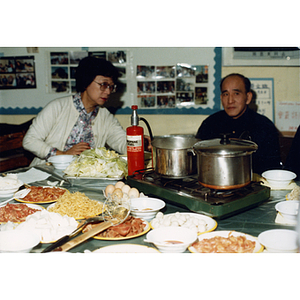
[127,169,270,219]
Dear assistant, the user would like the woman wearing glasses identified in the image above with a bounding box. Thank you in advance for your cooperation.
[23,56,127,166]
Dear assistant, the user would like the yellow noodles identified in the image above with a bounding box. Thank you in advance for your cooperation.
[48,191,103,219]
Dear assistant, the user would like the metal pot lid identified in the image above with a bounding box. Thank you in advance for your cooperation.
[193,134,258,155]
[152,135,199,150]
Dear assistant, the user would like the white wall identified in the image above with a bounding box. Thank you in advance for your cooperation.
[1,47,299,137]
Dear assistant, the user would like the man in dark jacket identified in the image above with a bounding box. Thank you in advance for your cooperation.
[196,73,282,175]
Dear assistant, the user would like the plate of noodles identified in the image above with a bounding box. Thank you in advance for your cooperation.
[47,191,104,219]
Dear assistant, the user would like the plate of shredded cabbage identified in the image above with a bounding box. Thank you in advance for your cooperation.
[63,147,127,179]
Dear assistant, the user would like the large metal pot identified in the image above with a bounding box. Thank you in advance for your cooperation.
[152,135,199,178]
[193,134,258,189]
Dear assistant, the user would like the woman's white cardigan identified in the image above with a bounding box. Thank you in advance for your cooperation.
[23,95,127,166]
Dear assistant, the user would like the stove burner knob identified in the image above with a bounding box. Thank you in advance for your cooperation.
[145,176,154,182]
[200,188,210,201]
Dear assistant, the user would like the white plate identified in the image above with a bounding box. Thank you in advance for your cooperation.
[14,186,68,204]
[189,230,263,253]
[150,212,218,235]
[0,203,44,223]
[93,244,160,253]
[94,220,150,241]
[0,191,15,198]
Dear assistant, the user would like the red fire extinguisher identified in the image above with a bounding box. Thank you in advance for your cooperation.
[126,105,144,176]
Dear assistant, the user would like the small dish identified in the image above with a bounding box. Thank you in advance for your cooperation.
[275,201,299,222]
[48,155,74,170]
[258,229,299,253]
[0,229,40,253]
[130,197,165,221]
[145,227,197,253]
[262,170,296,189]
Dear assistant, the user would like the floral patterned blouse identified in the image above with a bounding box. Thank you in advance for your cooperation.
[47,93,99,157]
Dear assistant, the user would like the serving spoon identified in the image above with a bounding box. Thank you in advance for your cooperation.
[0,188,31,206]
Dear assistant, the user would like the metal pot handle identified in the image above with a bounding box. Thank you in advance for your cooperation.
[187,148,196,156]
[220,133,230,145]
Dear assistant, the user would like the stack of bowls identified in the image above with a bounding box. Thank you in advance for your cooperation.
[48,155,74,170]
[0,175,23,198]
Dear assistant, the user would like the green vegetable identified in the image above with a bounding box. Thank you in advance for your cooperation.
[64,147,128,178]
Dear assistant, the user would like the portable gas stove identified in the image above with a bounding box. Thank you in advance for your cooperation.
[127,168,270,219]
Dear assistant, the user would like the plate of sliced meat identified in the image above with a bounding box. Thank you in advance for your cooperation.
[188,230,263,253]
[0,203,43,223]
[82,216,150,240]
[14,186,68,204]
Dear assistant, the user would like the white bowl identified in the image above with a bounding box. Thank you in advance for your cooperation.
[258,229,299,253]
[48,155,74,170]
[275,201,299,222]
[130,197,165,221]
[145,227,198,253]
[262,170,296,189]
[0,230,41,253]
[0,178,23,198]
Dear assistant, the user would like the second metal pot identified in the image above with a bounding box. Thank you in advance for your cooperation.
[152,135,199,178]
[193,135,258,189]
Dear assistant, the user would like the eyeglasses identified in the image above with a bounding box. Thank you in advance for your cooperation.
[93,81,117,93]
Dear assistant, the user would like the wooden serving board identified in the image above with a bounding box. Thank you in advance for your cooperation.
[55,220,118,252]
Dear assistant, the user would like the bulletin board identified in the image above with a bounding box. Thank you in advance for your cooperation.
[276,101,300,132]
[0,47,222,115]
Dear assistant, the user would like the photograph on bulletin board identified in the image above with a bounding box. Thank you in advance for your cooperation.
[0,56,36,89]
[70,52,87,64]
[156,66,176,79]
[136,63,209,110]
[50,52,69,65]
[108,51,127,64]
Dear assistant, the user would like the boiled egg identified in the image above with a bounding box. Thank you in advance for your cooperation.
[114,181,125,189]
[121,184,131,195]
[112,188,123,200]
[128,187,140,198]
[105,184,115,197]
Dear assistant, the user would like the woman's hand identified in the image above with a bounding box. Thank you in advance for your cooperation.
[56,142,91,156]
[144,135,152,151]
